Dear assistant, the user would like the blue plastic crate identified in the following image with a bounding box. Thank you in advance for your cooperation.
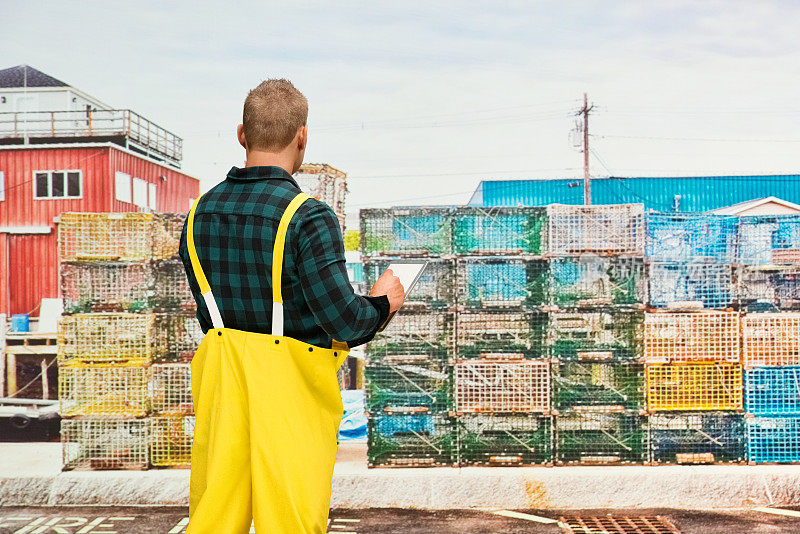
[739,215,800,265]
[745,366,800,416]
[747,416,800,463]
[646,212,738,262]
[648,262,735,310]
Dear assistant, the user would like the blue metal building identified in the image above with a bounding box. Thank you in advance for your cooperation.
[468,175,800,212]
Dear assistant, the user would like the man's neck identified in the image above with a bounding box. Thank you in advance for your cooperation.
[244,151,296,175]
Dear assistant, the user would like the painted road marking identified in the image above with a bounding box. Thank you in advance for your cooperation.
[167,517,189,533]
[754,507,800,518]
[492,510,559,524]
[333,519,360,523]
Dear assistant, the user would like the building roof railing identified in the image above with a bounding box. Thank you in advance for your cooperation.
[0,109,182,166]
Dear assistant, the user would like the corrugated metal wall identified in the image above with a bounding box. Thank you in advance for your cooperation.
[108,147,199,213]
[0,144,200,315]
[7,233,58,316]
[474,176,800,211]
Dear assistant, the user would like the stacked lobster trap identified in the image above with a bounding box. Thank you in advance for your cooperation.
[546,204,647,465]
[57,212,199,470]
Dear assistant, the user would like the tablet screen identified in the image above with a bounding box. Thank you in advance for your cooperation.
[386,262,428,294]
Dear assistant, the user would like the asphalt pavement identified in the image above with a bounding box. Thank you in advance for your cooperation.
[2,506,800,533]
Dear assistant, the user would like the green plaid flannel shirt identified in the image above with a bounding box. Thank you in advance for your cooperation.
[178,165,389,349]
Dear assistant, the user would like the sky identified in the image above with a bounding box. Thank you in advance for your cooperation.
[3,1,800,228]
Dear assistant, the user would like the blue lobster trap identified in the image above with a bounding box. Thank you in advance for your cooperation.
[455,258,548,309]
[745,366,800,416]
[360,207,453,257]
[645,213,738,263]
[747,416,800,463]
[649,413,746,464]
[648,262,735,310]
[368,413,455,467]
[738,215,800,265]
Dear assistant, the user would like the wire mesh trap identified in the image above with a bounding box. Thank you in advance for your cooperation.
[648,262,735,310]
[58,313,156,363]
[559,515,680,534]
[151,213,186,260]
[58,361,150,418]
[645,212,738,263]
[61,417,149,470]
[742,313,800,367]
[364,258,455,309]
[150,363,193,415]
[453,359,550,414]
[555,412,646,464]
[364,310,454,362]
[455,257,548,309]
[367,413,455,467]
[150,415,195,468]
[646,363,743,412]
[548,311,643,362]
[549,256,645,309]
[60,261,153,314]
[547,203,645,256]
[452,206,546,255]
[455,310,548,359]
[153,312,204,363]
[150,259,195,312]
[455,414,552,466]
[553,362,645,413]
[745,366,800,416]
[365,361,450,415]
[59,212,155,262]
[739,265,800,311]
[294,164,347,229]
[738,215,800,265]
[360,207,453,257]
[644,311,740,364]
[648,413,746,464]
[747,416,800,463]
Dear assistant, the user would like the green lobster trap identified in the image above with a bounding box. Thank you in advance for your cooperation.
[556,412,646,465]
[368,413,455,467]
[548,311,643,361]
[360,207,453,257]
[553,362,645,413]
[364,258,455,309]
[455,310,548,359]
[549,256,645,309]
[648,413,746,464]
[455,257,549,309]
[452,206,546,255]
[456,414,552,466]
[365,360,450,415]
[364,310,454,363]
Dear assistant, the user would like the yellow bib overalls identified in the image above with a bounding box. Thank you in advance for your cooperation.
[185,192,349,533]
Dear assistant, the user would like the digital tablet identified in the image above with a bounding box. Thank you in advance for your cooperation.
[376,261,428,332]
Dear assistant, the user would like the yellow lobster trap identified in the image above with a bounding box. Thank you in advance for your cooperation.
[59,212,154,262]
[58,361,150,418]
[58,313,157,364]
[646,363,743,412]
[149,415,195,468]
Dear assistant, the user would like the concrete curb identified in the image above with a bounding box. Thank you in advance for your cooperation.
[3,466,800,509]
[3,444,800,509]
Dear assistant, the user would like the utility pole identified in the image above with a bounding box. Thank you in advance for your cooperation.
[578,93,593,205]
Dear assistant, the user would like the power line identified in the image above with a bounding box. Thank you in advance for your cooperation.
[592,134,800,143]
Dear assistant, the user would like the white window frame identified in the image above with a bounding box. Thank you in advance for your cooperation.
[148,182,157,211]
[115,171,132,203]
[0,171,4,201]
[32,170,83,200]
[132,177,148,208]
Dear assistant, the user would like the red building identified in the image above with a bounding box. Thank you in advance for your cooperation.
[0,66,200,316]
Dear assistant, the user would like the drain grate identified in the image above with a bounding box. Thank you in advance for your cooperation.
[559,515,680,534]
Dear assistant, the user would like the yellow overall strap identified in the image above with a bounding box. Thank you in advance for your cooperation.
[187,196,224,329]
[271,192,311,336]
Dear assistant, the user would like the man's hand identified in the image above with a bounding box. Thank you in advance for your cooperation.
[369,268,406,313]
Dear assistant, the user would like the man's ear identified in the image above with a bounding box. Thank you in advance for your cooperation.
[237,124,248,150]
[297,125,308,150]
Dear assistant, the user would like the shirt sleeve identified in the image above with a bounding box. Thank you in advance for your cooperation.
[293,200,390,347]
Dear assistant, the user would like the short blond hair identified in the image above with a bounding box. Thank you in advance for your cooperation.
[242,79,308,151]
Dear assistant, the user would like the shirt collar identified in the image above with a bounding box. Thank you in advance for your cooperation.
[226,165,301,188]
